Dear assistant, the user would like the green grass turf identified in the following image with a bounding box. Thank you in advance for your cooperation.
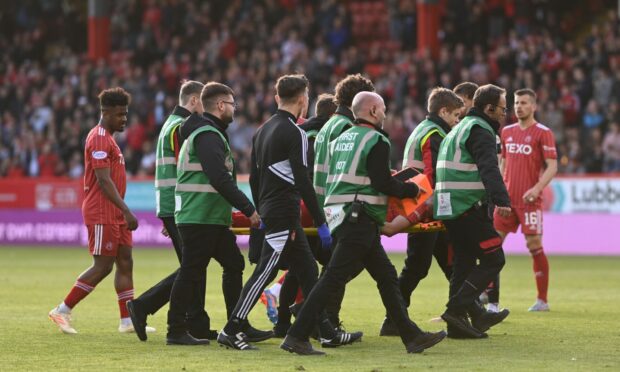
[0,247,619,371]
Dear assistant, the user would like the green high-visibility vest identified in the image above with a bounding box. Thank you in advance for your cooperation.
[433,116,494,220]
[323,125,390,233]
[155,113,184,217]
[174,125,235,225]
[402,118,447,172]
[313,113,353,207]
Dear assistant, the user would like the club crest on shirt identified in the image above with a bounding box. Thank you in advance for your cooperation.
[92,151,108,159]
[525,135,532,143]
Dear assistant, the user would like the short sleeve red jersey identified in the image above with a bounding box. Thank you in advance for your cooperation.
[500,122,557,208]
[82,125,127,225]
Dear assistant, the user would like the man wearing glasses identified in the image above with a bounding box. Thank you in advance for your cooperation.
[433,84,512,338]
[166,82,265,345]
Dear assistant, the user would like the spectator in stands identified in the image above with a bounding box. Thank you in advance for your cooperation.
[603,122,620,172]
[1,0,619,178]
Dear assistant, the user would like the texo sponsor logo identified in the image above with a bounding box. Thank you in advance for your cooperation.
[505,143,532,154]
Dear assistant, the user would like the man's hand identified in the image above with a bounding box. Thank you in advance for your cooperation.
[124,210,139,231]
[496,206,512,217]
[249,211,261,228]
[161,225,169,237]
[522,186,541,204]
[317,223,332,250]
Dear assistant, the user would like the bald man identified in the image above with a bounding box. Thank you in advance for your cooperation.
[281,92,446,355]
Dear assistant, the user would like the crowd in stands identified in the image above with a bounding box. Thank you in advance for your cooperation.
[1,0,620,179]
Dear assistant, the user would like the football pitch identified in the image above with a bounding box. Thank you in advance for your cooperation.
[0,247,618,371]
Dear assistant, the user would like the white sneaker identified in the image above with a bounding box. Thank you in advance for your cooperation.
[118,322,156,334]
[487,303,500,313]
[528,299,550,312]
[49,307,77,334]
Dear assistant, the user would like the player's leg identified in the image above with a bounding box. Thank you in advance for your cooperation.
[518,207,550,311]
[49,224,116,334]
[526,233,549,311]
[114,238,141,333]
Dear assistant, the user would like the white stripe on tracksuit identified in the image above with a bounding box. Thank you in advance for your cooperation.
[236,249,282,319]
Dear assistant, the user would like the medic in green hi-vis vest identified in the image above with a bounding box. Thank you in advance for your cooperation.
[127,81,212,343]
[313,74,375,208]
[378,87,465,338]
[167,82,262,346]
[432,84,512,339]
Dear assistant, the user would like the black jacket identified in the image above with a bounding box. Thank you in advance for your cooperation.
[463,108,510,208]
[354,119,420,199]
[180,112,255,218]
[250,109,325,225]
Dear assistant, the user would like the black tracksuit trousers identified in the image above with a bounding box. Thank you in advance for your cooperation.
[167,224,244,334]
[288,213,423,344]
[443,205,506,314]
[224,217,335,338]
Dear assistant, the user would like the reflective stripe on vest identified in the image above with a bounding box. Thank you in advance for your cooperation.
[436,160,478,171]
[156,156,176,166]
[176,184,217,193]
[435,181,485,190]
[324,194,388,205]
[155,178,176,187]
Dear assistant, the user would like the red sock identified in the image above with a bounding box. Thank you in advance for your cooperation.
[64,280,95,309]
[295,287,304,304]
[116,288,134,318]
[531,248,549,302]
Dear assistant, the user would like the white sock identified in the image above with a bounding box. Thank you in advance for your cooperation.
[120,317,132,326]
[488,303,500,313]
[269,283,282,298]
[58,302,72,314]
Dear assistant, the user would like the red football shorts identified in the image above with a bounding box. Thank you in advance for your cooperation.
[87,224,132,256]
[493,205,543,235]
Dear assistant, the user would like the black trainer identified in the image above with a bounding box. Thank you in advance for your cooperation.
[471,309,510,332]
[441,311,485,338]
[166,331,210,345]
[379,317,399,337]
[447,324,488,339]
[126,300,148,342]
[319,330,363,348]
[217,331,258,350]
[189,328,219,340]
[405,331,447,353]
[273,322,291,338]
[281,335,325,356]
[241,321,274,342]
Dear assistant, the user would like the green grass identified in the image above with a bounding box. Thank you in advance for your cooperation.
[0,247,619,371]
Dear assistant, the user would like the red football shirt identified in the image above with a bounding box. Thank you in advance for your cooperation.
[82,124,127,225]
[500,122,557,208]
